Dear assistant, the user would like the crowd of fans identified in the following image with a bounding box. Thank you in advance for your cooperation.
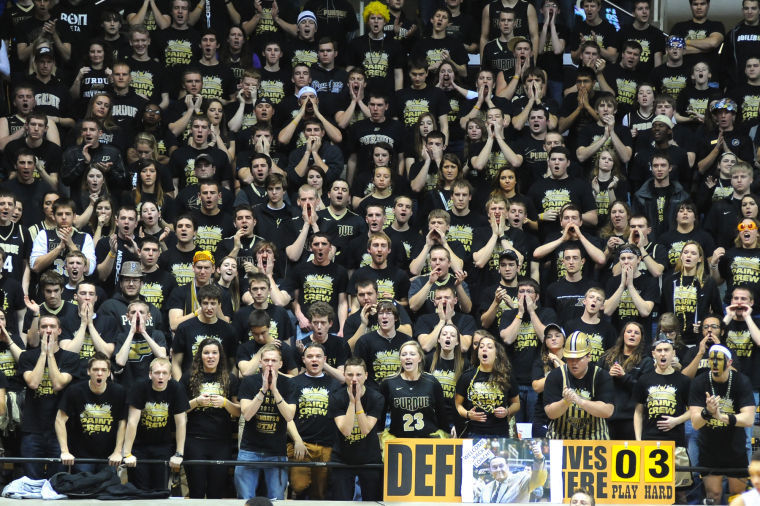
[0,0,759,501]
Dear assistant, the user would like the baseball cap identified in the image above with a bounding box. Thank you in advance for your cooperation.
[544,323,565,338]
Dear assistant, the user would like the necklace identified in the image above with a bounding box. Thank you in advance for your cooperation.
[366,35,385,69]
[675,272,699,331]
[709,369,732,403]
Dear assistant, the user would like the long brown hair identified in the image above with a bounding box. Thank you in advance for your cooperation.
[478,335,512,393]
[428,324,465,380]
[188,338,231,398]
[602,322,647,373]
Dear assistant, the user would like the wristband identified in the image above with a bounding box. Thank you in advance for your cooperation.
[473,105,480,110]
[108,251,116,258]
[701,407,712,420]
[222,399,227,407]
[465,411,469,420]
[276,398,284,405]
[125,453,133,458]
[174,452,183,458]
[728,414,737,426]
[642,254,650,259]
[511,75,519,80]
[355,410,364,415]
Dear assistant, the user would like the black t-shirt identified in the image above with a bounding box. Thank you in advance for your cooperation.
[344,35,404,95]
[347,265,410,303]
[329,385,384,464]
[128,378,190,446]
[198,61,236,102]
[543,364,614,439]
[651,63,690,102]
[657,229,715,269]
[352,331,410,385]
[527,176,597,239]
[689,370,754,464]
[571,19,620,54]
[141,268,178,313]
[724,319,760,386]
[601,64,646,117]
[153,26,201,70]
[191,210,235,255]
[544,277,601,325]
[289,261,348,314]
[0,275,26,334]
[290,373,340,445]
[258,67,291,106]
[316,208,366,257]
[381,373,448,437]
[394,86,451,131]
[718,248,760,310]
[158,246,199,287]
[425,354,469,431]
[498,307,558,384]
[455,367,519,436]
[295,334,350,371]
[604,274,660,338]
[0,333,25,392]
[18,347,79,433]
[181,371,239,439]
[633,371,690,447]
[670,19,725,74]
[59,381,127,457]
[126,56,167,104]
[238,373,294,454]
[171,317,237,375]
[564,317,619,364]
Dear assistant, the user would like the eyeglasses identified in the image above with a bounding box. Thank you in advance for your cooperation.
[738,222,758,232]
[703,324,720,330]
[145,108,161,114]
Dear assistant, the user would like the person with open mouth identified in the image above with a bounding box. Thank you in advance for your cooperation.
[380,340,449,442]
[633,335,693,504]
[425,323,468,436]
[455,333,520,438]
[55,351,127,474]
[689,344,756,505]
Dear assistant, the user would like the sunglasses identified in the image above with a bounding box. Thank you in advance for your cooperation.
[738,222,758,232]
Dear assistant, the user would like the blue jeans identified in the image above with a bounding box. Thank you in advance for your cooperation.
[516,384,537,424]
[20,431,62,479]
[234,449,287,500]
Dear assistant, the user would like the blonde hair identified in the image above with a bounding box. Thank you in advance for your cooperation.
[674,240,706,281]
[363,1,390,23]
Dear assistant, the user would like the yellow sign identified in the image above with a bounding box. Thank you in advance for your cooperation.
[384,438,463,502]
[563,440,675,504]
